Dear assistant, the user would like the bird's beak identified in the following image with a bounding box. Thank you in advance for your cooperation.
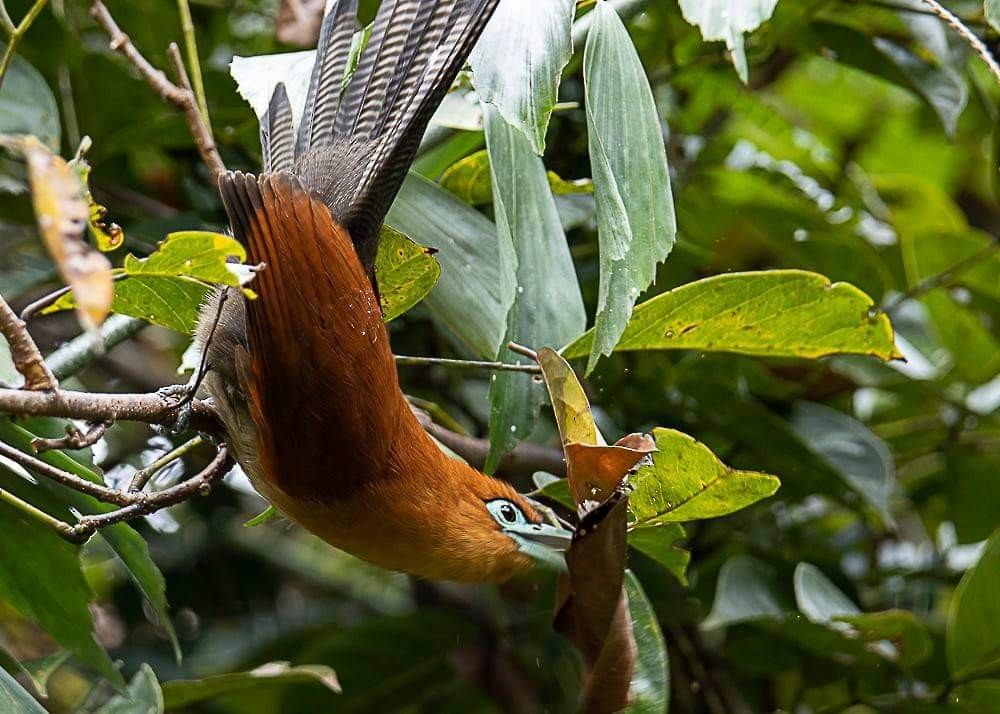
[504,500,574,572]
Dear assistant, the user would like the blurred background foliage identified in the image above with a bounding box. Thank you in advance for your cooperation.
[1,0,999,711]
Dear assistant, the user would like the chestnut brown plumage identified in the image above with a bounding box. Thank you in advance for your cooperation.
[197,0,570,581]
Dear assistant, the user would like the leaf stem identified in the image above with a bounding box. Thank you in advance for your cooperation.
[394,354,541,374]
[174,0,209,123]
[0,0,49,89]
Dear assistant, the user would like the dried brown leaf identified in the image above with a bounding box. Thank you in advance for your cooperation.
[23,137,112,331]
[564,433,655,505]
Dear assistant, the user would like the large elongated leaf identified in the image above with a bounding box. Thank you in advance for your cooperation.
[623,571,669,713]
[386,173,511,359]
[483,105,585,470]
[678,0,779,82]
[948,528,1000,681]
[788,401,895,526]
[0,420,178,660]
[563,270,900,361]
[469,0,575,154]
[629,428,780,527]
[0,666,46,714]
[583,0,676,373]
[0,493,122,688]
[162,662,340,708]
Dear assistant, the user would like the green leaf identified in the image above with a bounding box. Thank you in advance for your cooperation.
[440,149,594,206]
[0,419,178,661]
[703,555,789,629]
[469,0,575,154]
[96,664,163,714]
[836,611,933,668]
[952,680,1000,712]
[788,401,895,526]
[628,524,690,586]
[0,49,60,150]
[373,226,440,322]
[794,563,859,623]
[0,491,122,688]
[483,104,585,471]
[948,528,1000,681]
[583,0,676,373]
[678,0,779,82]
[623,571,669,714]
[988,0,1000,33]
[0,665,46,714]
[244,505,280,527]
[69,158,124,251]
[563,270,900,362]
[387,173,511,358]
[950,446,1000,543]
[44,231,250,334]
[162,662,340,708]
[629,428,780,527]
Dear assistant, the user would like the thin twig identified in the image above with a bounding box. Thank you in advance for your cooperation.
[394,354,542,374]
[0,439,132,505]
[0,0,49,88]
[89,1,225,181]
[174,0,209,122]
[917,0,1000,86]
[884,241,998,314]
[506,341,539,361]
[31,420,111,453]
[20,285,73,320]
[0,486,79,540]
[0,385,209,425]
[0,294,57,390]
[129,435,203,492]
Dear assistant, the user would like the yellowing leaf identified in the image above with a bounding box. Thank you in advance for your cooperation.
[630,428,780,526]
[537,346,600,446]
[563,270,901,362]
[69,157,124,251]
[22,136,112,331]
[45,231,250,335]
[440,149,593,206]
[374,226,441,322]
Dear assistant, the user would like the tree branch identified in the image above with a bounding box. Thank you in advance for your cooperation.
[89,0,225,182]
[0,294,57,390]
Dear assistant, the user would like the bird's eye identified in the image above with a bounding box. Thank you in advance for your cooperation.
[486,499,526,527]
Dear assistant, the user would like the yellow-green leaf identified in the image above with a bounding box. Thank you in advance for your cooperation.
[374,226,441,322]
[948,528,1000,681]
[563,270,900,361]
[69,157,123,251]
[629,428,780,526]
[628,523,690,585]
[440,149,593,206]
[536,346,599,446]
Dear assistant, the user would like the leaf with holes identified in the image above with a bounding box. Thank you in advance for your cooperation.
[374,226,440,322]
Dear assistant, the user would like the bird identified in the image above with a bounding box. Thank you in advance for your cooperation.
[196,0,571,582]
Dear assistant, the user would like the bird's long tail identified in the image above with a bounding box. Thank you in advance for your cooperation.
[257,0,499,273]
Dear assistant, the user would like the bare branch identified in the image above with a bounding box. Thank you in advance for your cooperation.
[0,294,57,390]
[31,420,111,453]
[89,1,225,182]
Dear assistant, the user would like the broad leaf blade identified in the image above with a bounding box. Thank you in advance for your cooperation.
[0,51,60,150]
[469,0,575,154]
[563,270,900,362]
[628,524,689,586]
[623,571,669,713]
[0,666,46,714]
[703,555,788,629]
[678,0,779,82]
[483,105,585,470]
[629,428,780,526]
[583,0,676,373]
[374,226,440,322]
[387,173,511,359]
[947,528,1000,680]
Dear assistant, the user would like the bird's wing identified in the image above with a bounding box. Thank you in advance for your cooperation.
[262,0,499,275]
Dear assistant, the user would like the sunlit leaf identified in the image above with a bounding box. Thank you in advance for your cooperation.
[469,0,575,153]
[628,523,689,586]
[629,428,780,527]
[563,270,900,362]
[583,0,676,373]
[162,662,340,708]
[21,136,112,331]
[483,104,585,470]
[374,226,440,322]
[678,0,779,82]
[948,528,1000,680]
[387,173,511,358]
[45,230,250,334]
[703,555,788,629]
